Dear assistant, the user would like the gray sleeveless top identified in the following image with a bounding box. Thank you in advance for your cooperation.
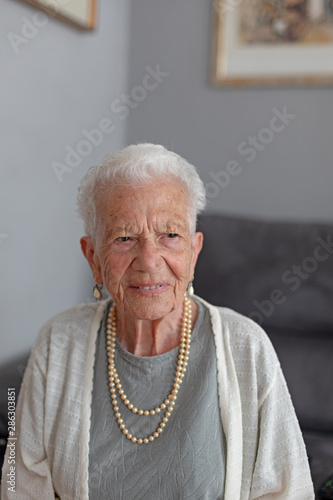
[89,297,225,499]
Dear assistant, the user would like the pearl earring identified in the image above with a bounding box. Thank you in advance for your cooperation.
[93,283,103,301]
[187,279,194,296]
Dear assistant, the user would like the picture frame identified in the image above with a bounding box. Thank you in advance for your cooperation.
[18,0,98,30]
[212,0,333,87]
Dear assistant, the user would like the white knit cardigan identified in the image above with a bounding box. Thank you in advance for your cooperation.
[1,297,314,499]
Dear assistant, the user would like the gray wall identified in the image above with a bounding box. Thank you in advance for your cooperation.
[2,0,333,364]
[1,0,130,363]
[126,0,333,222]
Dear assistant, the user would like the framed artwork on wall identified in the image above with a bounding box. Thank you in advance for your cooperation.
[212,0,333,87]
[18,0,98,30]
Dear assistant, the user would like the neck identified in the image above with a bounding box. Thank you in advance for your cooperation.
[115,298,197,356]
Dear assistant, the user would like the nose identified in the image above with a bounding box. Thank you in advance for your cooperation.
[131,239,164,273]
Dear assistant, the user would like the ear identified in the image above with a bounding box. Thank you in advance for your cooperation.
[191,231,203,274]
[80,236,103,284]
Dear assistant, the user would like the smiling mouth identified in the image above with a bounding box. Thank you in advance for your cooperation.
[133,285,164,290]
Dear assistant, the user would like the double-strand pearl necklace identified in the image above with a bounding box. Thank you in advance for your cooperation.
[106,296,192,444]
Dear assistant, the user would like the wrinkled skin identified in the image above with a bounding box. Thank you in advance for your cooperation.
[81,178,203,356]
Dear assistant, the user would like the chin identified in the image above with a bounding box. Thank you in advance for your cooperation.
[124,295,178,321]
[130,304,172,321]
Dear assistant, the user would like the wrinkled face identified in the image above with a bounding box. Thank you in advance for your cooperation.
[81,178,203,321]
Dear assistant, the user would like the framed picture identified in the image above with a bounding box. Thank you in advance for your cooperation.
[212,0,333,87]
[19,0,98,30]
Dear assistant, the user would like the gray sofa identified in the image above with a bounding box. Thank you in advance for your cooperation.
[195,213,333,497]
[1,213,333,497]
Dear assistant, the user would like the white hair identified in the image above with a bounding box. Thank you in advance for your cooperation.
[77,143,206,237]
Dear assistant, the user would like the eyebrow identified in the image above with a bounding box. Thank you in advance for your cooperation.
[103,226,127,241]
[103,219,187,241]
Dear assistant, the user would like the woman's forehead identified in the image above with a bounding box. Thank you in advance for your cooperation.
[98,177,188,202]
[96,181,190,221]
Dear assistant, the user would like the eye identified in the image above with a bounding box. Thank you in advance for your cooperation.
[166,233,179,238]
[116,236,132,242]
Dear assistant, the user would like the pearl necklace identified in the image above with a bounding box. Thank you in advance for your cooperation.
[106,296,192,444]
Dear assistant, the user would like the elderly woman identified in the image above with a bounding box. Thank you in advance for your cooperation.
[1,144,313,499]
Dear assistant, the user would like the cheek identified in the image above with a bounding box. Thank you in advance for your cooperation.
[100,251,130,284]
[168,248,194,281]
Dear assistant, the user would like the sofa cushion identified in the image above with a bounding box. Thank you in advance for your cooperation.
[302,431,333,494]
[195,214,333,331]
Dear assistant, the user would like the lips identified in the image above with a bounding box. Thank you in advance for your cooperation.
[134,285,163,290]
[130,283,167,292]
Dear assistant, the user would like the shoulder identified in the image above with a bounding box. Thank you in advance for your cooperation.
[218,306,269,343]
[33,300,109,358]
[40,300,104,332]
[196,295,267,338]
[196,295,278,362]
[196,296,281,399]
